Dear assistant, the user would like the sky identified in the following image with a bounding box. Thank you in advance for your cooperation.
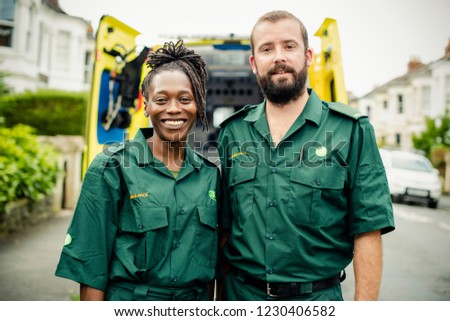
[59,0,450,97]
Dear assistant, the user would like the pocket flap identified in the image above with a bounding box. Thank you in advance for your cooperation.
[229,164,256,187]
[121,206,168,232]
[197,205,218,230]
[290,166,346,189]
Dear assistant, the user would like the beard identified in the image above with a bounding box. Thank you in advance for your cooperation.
[255,61,308,106]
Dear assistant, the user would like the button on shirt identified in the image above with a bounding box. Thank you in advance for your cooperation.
[55,128,219,291]
[218,89,395,283]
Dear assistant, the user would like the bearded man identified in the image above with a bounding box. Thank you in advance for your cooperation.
[217,10,395,301]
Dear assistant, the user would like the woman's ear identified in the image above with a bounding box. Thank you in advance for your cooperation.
[143,101,149,117]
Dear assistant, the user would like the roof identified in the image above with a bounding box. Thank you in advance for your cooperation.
[44,0,66,14]
[43,0,94,37]
[361,52,450,98]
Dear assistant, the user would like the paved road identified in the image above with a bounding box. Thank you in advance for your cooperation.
[0,209,78,301]
[1,197,450,301]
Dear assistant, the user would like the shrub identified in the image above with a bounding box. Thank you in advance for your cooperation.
[0,90,88,136]
[0,124,60,212]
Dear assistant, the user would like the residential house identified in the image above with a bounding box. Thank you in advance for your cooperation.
[357,41,450,150]
[0,0,94,93]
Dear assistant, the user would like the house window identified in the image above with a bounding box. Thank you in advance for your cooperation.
[398,94,403,114]
[383,100,388,110]
[0,0,15,47]
[396,133,401,146]
[55,30,71,72]
[37,22,44,67]
[84,51,93,84]
[421,86,431,115]
[445,75,450,111]
[26,5,36,52]
[366,105,371,119]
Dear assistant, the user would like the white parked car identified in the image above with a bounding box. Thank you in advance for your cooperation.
[379,148,442,208]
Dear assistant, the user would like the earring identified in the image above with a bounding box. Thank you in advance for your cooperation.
[144,110,149,117]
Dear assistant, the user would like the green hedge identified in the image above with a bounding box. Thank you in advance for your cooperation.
[0,90,88,136]
[0,124,60,212]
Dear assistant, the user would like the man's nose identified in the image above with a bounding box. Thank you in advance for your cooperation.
[273,48,287,63]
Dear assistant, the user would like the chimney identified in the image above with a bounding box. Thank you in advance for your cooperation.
[445,39,450,56]
[407,56,424,72]
[45,0,66,14]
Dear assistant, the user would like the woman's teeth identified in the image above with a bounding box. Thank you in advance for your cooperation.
[164,120,185,126]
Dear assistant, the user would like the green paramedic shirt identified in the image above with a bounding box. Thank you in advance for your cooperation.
[55,128,219,292]
[218,89,395,284]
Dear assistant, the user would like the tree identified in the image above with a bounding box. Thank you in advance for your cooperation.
[412,110,450,172]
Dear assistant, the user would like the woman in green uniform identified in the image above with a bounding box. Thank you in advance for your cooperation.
[55,40,219,301]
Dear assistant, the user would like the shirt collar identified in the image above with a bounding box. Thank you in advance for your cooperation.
[301,88,322,126]
[244,101,266,122]
[132,128,201,170]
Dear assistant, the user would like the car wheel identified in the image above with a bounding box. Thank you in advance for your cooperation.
[428,200,438,209]
[391,195,402,204]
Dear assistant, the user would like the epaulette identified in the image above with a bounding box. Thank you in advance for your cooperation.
[107,142,126,154]
[328,102,367,120]
[219,104,258,128]
[193,150,220,169]
[93,142,126,162]
[91,142,125,166]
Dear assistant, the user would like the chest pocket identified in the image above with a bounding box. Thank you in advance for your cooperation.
[288,166,347,227]
[228,162,256,226]
[193,205,218,268]
[118,206,169,271]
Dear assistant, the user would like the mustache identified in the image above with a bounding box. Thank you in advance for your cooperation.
[268,64,296,75]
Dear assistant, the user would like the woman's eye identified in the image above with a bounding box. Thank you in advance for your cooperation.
[180,97,192,103]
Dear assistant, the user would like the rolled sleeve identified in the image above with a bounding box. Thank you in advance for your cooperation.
[55,155,121,291]
[348,118,395,236]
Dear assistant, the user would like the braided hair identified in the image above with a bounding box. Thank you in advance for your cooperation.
[141,40,209,131]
